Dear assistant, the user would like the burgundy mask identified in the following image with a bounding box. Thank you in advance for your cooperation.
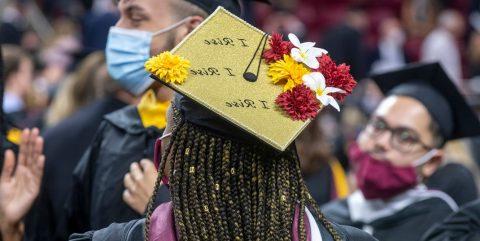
[349,142,418,200]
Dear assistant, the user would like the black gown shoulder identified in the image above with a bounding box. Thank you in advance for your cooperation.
[421,199,480,241]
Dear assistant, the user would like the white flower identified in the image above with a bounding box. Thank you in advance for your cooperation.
[288,33,328,69]
[303,72,344,111]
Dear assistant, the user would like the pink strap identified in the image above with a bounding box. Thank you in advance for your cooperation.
[153,138,162,170]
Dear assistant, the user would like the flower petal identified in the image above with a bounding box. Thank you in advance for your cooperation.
[303,73,319,90]
[317,94,329,106]
[288,33,301,48]
[326,96,341,111]
[300,42,316,50]
[290,48,304,63]
[324,87,345,94]
[304,55,320,69]
[308,47,328,57]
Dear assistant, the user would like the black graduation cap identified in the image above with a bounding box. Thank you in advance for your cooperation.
[185,0,270,16]
[370,62,480,142]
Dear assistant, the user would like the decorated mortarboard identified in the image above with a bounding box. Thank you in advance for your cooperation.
[370,62,480,141]
[145,7,357,151]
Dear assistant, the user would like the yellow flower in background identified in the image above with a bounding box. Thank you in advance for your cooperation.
[145,51,191,84]
[268,55,310,92]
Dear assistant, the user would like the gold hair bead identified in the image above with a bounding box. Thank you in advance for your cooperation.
[185,148,190,156]
[215,183,220,191]
[230,168,236,175]
[189,166,195,174]
[203,205,209,212]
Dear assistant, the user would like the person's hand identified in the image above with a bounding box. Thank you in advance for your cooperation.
[123,159,159,214]
[0,128,45,241]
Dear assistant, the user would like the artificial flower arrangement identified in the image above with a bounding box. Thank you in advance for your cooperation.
[263,33,357,121]
[144,32,356,122]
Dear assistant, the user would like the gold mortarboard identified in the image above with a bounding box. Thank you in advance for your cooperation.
[146,7,356,151]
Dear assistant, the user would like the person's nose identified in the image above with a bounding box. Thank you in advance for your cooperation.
[372,130,392,153]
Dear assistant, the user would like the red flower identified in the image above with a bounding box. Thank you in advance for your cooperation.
[262,33,294,64]
[317,55,357,102]
[275,84,320,121]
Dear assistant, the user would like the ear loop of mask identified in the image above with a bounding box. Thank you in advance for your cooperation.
[413,149,439,167]
[151,17,193,37]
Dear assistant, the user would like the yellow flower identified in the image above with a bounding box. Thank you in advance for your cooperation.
[268,55,310,92]
[145,51,191,84]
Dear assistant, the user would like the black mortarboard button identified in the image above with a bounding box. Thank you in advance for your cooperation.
[370,62,480,141]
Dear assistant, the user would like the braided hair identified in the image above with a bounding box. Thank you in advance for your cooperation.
[144,118,342,241]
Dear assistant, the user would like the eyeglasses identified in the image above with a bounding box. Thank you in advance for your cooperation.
[364,117,433,153]
[153,132,172,170]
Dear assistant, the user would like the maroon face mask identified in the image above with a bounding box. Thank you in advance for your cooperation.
[349,142,418,200]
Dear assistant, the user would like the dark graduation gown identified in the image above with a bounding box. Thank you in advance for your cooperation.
[65,105,170,234]
[24,96,127,241]
[421,199,480,241]
[425,163,478,206]
[68,201,378,241]
[322,186,458,241]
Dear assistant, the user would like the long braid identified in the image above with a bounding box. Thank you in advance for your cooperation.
[143,120,181,240]
[279,155,293,241]
[147,121,343,241]
[229,144,245,240]
[194,133,212,240]
[181,125,201,240]
[213,138,230,240]
[204,136,228,238]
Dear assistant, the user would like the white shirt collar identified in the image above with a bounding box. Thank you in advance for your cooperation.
[347,185,458,224]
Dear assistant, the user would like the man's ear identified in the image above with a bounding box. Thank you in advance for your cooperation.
[174,16,204,44]
[421,150,444,178]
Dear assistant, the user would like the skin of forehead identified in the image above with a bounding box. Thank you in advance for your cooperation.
[374,95,434,143]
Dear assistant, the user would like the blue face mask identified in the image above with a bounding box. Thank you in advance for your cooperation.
[106,17,192,96]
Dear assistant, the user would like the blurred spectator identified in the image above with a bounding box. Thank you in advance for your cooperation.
[468,31,480,78]
[81,0,118,53]
[321,5,369,80]
[370,17,406,74]
[421,9,465,87]
[2,45,34,126]
[24,56,127,241]
[262,10,306,40]
[296,115,350,206]
[0,3,28,45]
[35,18,82,101]
[44,52,114,127]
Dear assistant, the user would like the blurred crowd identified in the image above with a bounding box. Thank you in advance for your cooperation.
[1,0,480,240]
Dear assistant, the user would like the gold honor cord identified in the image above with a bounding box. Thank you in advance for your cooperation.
[243,33,268,82]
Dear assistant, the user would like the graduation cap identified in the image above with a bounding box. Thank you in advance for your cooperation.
[146,7,356,151]
[370,62,480,142]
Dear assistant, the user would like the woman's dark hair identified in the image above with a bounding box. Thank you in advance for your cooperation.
[144,116,341,241]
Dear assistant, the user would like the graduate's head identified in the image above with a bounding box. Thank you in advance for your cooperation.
[106,0,207,96]
[351,63,480,200]
[357,94,444,177]
[143,96,342,241]
[114,0,206,55]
